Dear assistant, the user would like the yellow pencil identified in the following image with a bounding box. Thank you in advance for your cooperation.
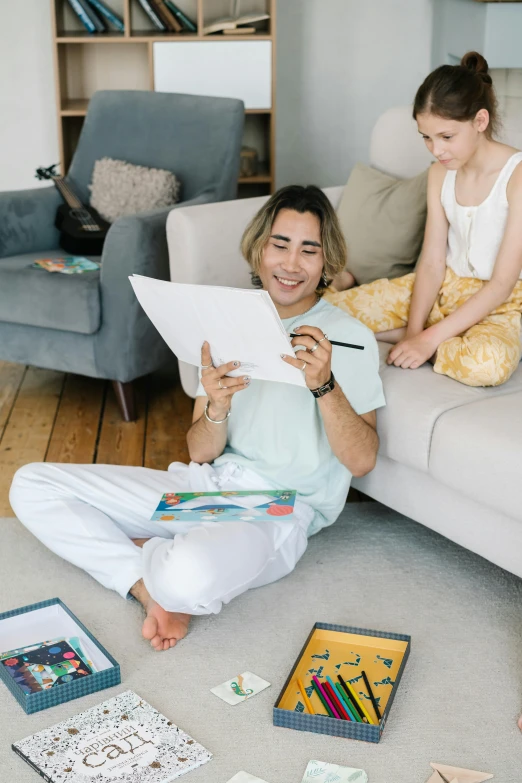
[339,674,376,725]
[297,678,315,715]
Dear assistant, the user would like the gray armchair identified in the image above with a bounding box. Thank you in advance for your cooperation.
[0,90,245,419]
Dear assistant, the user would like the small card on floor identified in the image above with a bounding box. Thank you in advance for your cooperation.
[226,773,270,783]
[301,760,368,783]
[211,671,270,705]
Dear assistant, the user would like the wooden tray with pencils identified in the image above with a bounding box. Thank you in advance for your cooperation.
[273,622,410,743]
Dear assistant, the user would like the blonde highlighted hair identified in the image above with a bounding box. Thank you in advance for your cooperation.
[240,185,347,295]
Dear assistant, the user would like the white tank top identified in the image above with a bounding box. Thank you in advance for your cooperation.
[441,151,522,280]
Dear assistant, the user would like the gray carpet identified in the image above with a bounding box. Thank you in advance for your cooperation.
[1,504,521,783]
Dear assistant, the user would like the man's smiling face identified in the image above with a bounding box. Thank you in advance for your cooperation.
[258,208,324,317]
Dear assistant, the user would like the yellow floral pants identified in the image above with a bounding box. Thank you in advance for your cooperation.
[324,268,522,387]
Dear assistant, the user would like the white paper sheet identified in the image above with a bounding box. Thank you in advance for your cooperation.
[129,276,307,387]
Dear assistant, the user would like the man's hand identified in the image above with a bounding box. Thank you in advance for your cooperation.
[200,341,250,418]
[386,329,439,369]
[280,325,332,390]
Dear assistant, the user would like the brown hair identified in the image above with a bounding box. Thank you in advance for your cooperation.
[413,51,499,139]
[241,185,347,295]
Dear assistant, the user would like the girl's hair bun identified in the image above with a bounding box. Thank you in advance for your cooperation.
[461,51,493,85]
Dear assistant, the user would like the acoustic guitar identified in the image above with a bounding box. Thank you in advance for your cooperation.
[36,164,110,256]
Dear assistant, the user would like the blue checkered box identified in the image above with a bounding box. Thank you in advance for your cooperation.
[0,598,120,714]
[273,622,410,743]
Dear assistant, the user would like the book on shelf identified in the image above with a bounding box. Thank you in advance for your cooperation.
[203,12,270,36]
[85,0,124,31]
[12,690,212,782]
[164,0,197,32]
[150,0,183,32]
[137,0,167,30]
[66,0,106,32]
[223,26,256,34]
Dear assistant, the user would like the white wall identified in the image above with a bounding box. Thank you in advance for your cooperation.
[0,1,58,191]
[0,0,434,193]
[275,0,434,189]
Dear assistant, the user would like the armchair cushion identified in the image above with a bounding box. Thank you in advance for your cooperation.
[0,251,101,335]
[0,187,61,259]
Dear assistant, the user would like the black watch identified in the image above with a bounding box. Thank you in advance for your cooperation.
[310,372,336,398]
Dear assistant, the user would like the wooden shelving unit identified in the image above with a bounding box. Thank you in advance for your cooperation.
[50,0,276,197]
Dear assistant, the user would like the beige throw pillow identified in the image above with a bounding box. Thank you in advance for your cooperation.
[89,157,181,223]
[337,163,429,285]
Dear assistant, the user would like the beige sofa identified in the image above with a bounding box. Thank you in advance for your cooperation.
[166,106,522,580]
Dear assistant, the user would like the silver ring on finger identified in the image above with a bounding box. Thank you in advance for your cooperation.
[301,361,307,371]
[309,342,320,353]
[218,379,227,390]
[318,334,328,343]
[201,363,213,369]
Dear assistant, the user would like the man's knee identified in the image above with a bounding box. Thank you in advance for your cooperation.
[10,462,48,497]
[144,523,274,613]
[10,462,54,518]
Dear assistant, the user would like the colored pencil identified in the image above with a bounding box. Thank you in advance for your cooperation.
[335,682,361,722]
[361,670,382,721]
[337,674,367,723]
[311,679,334,717]
[289,333,364,350]
[338,674,375,725]
[323,679,351,721]
[296,677,315,715]
[327,676,357,721]
[312,676,340,719]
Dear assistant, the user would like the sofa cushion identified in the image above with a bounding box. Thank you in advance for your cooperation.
[375,342,522,473]
[429,392,522,521]
[336,163,429,285]
[0,251,101,335]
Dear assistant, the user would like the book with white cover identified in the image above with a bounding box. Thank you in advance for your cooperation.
[129,276,306,388]
[12,690,212,782]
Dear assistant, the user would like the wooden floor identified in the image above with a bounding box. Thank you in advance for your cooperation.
[0,360,367,516]
[0,360,193,516]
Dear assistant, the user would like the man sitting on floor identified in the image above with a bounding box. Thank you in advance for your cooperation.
[10,185,385,651]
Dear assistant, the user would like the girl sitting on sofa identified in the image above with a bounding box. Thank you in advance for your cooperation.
[325,51,522,388]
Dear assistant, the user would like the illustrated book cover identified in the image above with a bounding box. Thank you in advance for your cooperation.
[1,636,95,694]
[150,489,296,523]
[12,689,212,782]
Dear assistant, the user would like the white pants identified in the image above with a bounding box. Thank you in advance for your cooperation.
[10,461,313,615]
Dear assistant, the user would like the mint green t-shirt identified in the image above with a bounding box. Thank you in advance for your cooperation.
[198,299,386,535]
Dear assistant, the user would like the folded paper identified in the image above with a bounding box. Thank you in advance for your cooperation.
[226,773,270,783]
[211,671,270,705]
[301,759,368,783]
[429,762,493,783]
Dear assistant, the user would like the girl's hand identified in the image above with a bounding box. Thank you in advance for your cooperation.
[281,325,332,390]
[200,341,250,417]
[387,330,439,369]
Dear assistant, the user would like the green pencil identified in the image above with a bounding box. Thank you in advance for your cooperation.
[335,682,362,722]
[311,679,334,717]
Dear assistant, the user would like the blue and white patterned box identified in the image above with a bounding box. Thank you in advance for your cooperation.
[0,598,120,714]
[273,622,411,743]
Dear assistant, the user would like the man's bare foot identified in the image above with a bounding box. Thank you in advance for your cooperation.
[130,577,191,652]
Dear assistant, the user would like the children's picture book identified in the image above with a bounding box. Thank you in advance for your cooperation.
[1,636,95,694]
[151,489,296,523]
[12,689,212,781]
[33,257,101,274]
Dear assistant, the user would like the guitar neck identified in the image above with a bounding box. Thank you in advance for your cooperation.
[52,177,84,209]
